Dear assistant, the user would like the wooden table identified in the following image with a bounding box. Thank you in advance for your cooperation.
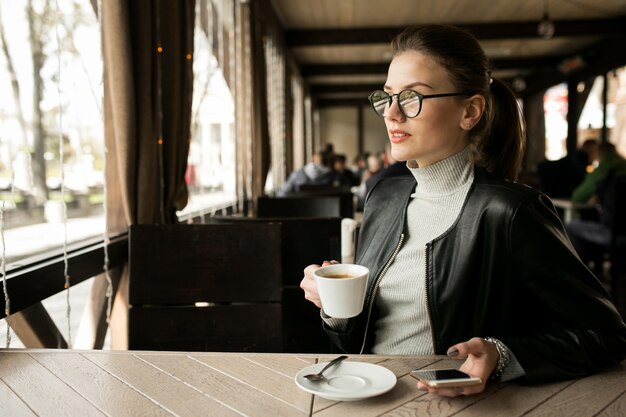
[1,349,625,416]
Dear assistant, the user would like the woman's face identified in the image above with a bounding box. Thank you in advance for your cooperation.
[384,51,471,167]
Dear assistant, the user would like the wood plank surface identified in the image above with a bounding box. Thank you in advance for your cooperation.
[31,351,171,417]
[597,390,626,417]
[453,380,574,417]
[1,350,626,417]
[524,364,626,417]
[138,353,308,416]
[83,352,241,417]
[0,352,105,417]
[240,353,316,377]
[0,378,37,417]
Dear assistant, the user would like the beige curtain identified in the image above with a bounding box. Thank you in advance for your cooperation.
[102,0,195,230]
[250,0,271,207]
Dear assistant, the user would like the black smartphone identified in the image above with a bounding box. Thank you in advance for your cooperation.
[410,368,482,388]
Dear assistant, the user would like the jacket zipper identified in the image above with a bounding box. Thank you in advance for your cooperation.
[359,233,405,354]
[424,243,437,352]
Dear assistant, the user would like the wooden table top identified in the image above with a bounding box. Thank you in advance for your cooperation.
[1,349,625,416]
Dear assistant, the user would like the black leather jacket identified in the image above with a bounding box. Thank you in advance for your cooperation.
[324,168,626,383]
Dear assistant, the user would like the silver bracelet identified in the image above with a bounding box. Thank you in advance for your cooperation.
[484,337,510,381]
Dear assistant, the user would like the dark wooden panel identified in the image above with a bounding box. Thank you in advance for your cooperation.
[294,186,355,219]
[207,216,340,353]
[128,304,282,352]
[208,216,341,285]
[129,224,282,305]
[257,196,342,218]
[282,286,334,353]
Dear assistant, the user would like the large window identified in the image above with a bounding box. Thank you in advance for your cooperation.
[0,0,104,348]
[544,66,626,161]
[0,0,104,264]
[177,0,236,220]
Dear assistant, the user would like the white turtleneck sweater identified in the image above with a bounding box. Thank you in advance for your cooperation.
[372,146,474,354]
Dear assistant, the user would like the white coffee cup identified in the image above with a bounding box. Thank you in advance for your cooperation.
[314,263,369,318]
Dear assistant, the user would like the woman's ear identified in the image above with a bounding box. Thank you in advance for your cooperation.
[460,94,486,130]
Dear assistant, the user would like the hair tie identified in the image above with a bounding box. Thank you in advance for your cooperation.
[486,69,493,85]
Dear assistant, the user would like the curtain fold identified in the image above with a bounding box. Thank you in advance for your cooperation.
[250,0,271,207]
[103,0,195,228]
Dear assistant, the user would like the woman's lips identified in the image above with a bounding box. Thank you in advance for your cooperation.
[389,129,411,144]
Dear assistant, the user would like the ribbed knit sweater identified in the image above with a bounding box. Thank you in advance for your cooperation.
[371,147,474,354]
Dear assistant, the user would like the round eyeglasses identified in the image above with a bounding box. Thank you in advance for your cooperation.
[367,90,468,118]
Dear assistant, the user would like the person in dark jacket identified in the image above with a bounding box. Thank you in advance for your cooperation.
[276,152,330,197]
[300,24,626,398]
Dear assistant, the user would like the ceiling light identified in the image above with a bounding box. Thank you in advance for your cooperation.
[537,0,555,39]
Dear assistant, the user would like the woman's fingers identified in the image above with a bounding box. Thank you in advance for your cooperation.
[419,337,500,397]
[300,264,322,308]
[299,260,341,309]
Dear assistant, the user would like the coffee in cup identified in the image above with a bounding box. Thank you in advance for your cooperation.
[313,263,369,318]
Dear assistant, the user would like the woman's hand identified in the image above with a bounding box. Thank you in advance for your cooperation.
[300,260,339,308]
[416,337,499,397]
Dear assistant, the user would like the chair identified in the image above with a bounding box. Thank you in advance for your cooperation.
[209,215,341,353]
[128,223,283,352]
[295,185,355,219]
[257,195,342,218]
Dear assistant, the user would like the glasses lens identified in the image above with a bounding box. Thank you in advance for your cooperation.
[369,91,389,117]
[399,90,422,118]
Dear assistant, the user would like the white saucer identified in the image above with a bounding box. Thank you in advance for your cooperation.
[294,361,397,401]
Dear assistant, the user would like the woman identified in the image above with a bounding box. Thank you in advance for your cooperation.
[300,25,626,397]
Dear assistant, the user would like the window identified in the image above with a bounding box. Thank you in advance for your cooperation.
[0,0,104,264]
[177,0,236,220]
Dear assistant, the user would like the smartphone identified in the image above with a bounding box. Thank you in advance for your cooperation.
[410,368,482,388]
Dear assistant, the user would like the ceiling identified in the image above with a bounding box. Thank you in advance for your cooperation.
[269,0,626,106]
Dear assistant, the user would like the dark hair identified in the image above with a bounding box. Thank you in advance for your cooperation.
[391,25,525,181]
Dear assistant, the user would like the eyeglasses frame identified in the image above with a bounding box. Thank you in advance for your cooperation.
[367,90,469,119]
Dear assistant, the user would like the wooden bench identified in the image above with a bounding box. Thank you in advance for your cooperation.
[257,195,343,218]
[296,185,355,219]
[209,215,341,353]
[128,223,283,352]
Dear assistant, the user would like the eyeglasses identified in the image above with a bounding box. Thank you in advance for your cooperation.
[368,90,468,118]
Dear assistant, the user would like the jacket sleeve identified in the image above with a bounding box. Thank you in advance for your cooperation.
[322,318,364,353]
[503,193,626,383]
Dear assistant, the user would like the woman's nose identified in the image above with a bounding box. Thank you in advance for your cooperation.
[385,97,405,122]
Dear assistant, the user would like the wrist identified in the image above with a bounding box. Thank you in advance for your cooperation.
[483,337,510,382]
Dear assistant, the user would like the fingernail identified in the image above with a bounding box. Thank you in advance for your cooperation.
[330,260,340,264]
[447,348,459,357]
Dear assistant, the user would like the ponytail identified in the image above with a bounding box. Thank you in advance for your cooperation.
[477,78,525,182]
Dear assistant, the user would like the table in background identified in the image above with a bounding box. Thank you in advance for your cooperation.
[551,198,598,223]
[1,349,625,416]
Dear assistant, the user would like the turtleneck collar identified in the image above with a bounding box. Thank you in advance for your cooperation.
[407,146,474,197]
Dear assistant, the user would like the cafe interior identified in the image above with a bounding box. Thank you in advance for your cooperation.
[2,0,626,415]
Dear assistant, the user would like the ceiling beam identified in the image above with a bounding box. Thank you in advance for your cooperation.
[317,98,369,108]
[301,63,389,77]
[286,18,626,47]
[310,84,382,94]
[301,56,565,77]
